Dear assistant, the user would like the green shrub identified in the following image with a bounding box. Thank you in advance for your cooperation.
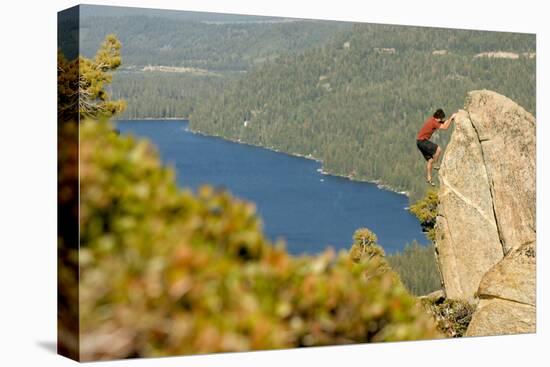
[387,241,441,296]
[409,189,439,241]
[421,297,475,337]
[349,228,386,262]
[69,120,441,360]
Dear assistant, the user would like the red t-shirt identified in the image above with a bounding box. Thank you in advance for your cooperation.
[417,116,442,140]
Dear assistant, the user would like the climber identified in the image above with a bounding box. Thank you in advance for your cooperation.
[416,109,457,186]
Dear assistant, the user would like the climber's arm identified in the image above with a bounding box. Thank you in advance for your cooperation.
[439,113,457,130]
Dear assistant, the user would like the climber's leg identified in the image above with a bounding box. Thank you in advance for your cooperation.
[426,158,434,183]
[433,146,442,169]
[417,139,437,185]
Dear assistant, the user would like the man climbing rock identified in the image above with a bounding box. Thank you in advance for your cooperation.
[416,109,456,186]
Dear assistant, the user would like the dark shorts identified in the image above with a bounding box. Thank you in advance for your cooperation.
[417,139,438,161]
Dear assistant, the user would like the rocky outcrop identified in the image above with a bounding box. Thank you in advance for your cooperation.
[464,298,535,336]
[434,90,536,336]
[465,241,536,336]
[477,241,536,306]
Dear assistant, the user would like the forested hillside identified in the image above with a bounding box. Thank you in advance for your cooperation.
[80,8,350,119]
[190,24,535,201]
[79,11,350,71]
[109,71,230,119]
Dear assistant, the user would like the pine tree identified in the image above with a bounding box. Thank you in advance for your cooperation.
[58,34,126,122]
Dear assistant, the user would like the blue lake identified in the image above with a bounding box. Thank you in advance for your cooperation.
[116,120,427,255]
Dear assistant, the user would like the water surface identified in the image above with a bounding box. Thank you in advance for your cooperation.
[116,120,427,254]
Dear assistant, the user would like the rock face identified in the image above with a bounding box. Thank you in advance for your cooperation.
[434,90,536,335]
[465,241,536,336]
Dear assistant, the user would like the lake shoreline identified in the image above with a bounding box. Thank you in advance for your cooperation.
[187,125,410,199]
[117,119,426,253]
[117,118,410,199]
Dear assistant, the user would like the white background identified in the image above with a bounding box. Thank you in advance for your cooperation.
[0,0,547,365]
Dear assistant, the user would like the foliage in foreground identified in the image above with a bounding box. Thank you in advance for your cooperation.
[409,189,439,241]
[57,34,127,360]
[387,241,441,296]
[64,120,441,361]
